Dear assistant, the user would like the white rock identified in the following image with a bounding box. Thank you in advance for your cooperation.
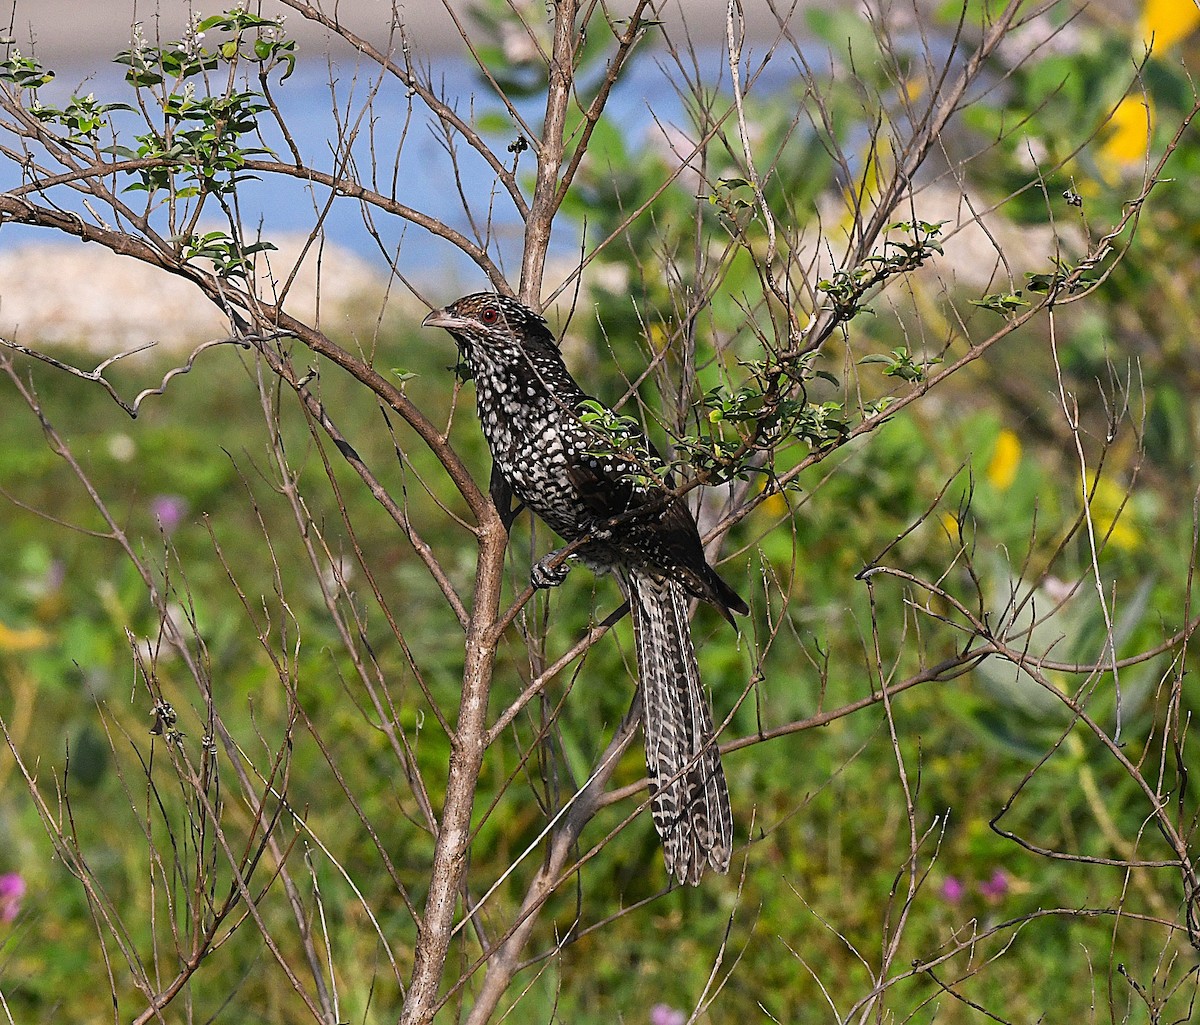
[0,234,390,353]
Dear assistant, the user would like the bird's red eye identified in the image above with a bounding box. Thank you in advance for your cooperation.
[480,308,499,325]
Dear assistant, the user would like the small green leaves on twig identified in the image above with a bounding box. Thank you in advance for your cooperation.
[198,12,296,80]
[1025,267,1066,295]
[817,268,875,320]
[970,291,1030,315]
[673,351,849,483]
[578,399,650,452]
[116,10,294,88]
[29,95,132,144]
[576,400,668,487]
[450,358,474,384]
[819,219,947,323]
[0,47,54,89]
[10,9,294,201]
[1025,255,1101,296]
[860,347,942,384]
[706,177,758,224]
[882,219,947,256]
[973,256,1102,314]
[639,222,946,483]
[178,231,276,280]
[111,87,272,198]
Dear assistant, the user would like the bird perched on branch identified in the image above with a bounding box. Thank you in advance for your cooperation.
[423,293,747,885]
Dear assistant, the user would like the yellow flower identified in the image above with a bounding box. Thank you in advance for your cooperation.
[647,322,670,353]
[1140,0,1200,51]
[0,621,52,652]
[986,428,1021,491]
[1086,473,1140,552]
[1098,96,1153,172]
[902,76,925,103]
[760,490,790,519]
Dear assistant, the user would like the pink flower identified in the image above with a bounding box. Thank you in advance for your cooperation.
[650,1005,687,1025]
[939,875,965,903]
[150,494,188,535]
[0,873,25,923]
[979,869,1010,903]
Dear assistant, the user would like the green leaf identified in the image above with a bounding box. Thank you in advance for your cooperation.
[1025,271,1061,294]
[970,292,1030,314]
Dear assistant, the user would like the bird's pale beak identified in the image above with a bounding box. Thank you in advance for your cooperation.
[422,308,462,331]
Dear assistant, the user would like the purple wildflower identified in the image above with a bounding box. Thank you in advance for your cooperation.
[650,1005,687,1025]
[939,875,965,903]
[44,558,66,591]
[0,873,25,923]
[979,869,1010,903]
[150,494,188,535]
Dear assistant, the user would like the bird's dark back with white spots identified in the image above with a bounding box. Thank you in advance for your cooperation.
[424,292,747,618]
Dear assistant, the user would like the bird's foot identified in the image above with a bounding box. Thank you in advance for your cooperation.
[531,550,572,590]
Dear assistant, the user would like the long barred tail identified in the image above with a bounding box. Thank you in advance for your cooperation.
[625,567,733,885]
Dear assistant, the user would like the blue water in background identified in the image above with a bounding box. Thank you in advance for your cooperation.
[0,45,790,290]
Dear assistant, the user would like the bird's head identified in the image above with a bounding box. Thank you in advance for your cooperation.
[422,293,558,366]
